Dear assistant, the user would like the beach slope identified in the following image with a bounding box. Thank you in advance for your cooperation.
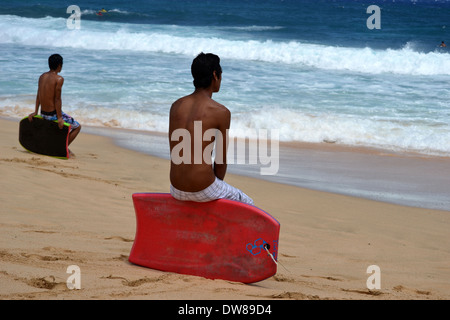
[1,118,449,300]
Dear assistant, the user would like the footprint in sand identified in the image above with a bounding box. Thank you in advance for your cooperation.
[104,236,134,242]
[102,275,165,287]
[26,276,66,290]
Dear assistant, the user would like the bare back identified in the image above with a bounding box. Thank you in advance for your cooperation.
[38,71,64,112]
[169,90,231,192]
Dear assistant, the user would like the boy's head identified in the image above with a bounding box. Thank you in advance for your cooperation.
[48,54,63,71]
[191,52,222,89]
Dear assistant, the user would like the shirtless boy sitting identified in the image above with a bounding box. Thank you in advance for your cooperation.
[169,52,253,205]
[28,54,81,149]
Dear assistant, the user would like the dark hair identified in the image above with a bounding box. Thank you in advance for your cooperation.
[48,54,63,70]
[191,52,222,89]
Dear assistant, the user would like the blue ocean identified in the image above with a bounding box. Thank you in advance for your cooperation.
[1,0,450,209]
[1,0,449,155]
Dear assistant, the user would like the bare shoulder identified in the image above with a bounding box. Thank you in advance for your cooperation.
[211,99,230,117]
[170,95,189,113]
[210,100,230,130]
[172,95,187,106]
[56,75,64,84]
[38,72,47,83]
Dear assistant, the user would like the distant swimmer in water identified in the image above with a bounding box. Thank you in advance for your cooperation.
[440,41,446,47]
[96,8,107,16]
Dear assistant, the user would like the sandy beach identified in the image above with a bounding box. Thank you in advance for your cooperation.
[1,117,450,300]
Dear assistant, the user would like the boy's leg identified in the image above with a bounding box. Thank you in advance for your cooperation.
[69,125,81,145]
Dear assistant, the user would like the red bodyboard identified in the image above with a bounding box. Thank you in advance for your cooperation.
[129,193,280,283]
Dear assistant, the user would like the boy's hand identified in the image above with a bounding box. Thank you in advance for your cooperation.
[58,118,64,129]
[28,112,37,122]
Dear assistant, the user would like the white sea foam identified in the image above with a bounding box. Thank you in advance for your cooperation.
[1,15,450,76]
[1,14,449,156]
[230,108,450,156]
[2,100,449,156]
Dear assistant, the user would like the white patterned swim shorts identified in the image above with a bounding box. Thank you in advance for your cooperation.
[41,110,80,131]
[170,177,254,205]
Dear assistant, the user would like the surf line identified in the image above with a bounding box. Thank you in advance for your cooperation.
[170,120,279,175]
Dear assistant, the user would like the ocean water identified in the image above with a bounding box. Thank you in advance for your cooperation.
[1,0,449,155]
[1,0,450,209]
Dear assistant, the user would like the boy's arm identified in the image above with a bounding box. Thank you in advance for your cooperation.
[213,108,231,180]
[55,77,64,128]
[28,85,41,121]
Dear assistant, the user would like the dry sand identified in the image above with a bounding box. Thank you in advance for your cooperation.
[1,117,450,300]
